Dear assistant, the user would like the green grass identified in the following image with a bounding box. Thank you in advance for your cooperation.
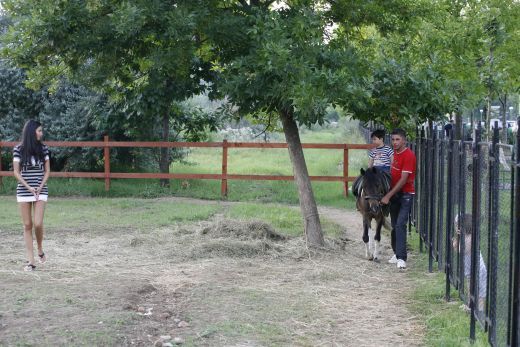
[0,176,358,209]
[225,202,343,237]
[0,196,342,241]
[0,197,221,233]
[172,121,367,178]
[407,230,489,346]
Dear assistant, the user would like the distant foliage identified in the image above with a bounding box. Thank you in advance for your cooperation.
[0,60,45,141]
[0,62,224,172]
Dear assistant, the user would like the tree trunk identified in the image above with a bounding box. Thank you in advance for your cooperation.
[500,94,508,144]
[159,113,170,187]
[280,108,324,247]
[482,104,489,139]
[455,111,462,141]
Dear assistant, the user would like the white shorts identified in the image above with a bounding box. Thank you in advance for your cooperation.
[17,195,48,203]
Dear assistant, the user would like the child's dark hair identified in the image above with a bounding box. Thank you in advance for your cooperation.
[370,129,385,139]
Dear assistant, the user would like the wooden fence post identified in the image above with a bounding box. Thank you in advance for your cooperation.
[104,135,110,191]
[343,146,349,196]
[221,139,228,198]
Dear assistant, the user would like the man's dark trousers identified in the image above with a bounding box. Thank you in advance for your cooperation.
[390,193,414,261]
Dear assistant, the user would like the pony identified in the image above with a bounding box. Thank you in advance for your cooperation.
[352,167,391,260]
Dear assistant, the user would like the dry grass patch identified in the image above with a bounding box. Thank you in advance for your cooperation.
[0,199,424,346]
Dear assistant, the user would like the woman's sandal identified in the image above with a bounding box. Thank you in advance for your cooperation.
[24,263,36,272]
[38,252,46,264]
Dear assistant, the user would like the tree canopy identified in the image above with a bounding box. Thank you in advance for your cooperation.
[1,0,519,244]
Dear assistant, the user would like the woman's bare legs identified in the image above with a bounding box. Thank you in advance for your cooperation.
[34,201,46,261]
[19,202,35,265]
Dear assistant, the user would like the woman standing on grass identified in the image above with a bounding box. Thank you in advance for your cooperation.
[12,120,50,271]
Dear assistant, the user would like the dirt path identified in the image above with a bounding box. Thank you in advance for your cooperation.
[161,197,427,345]
[0,197,425,346]
[318,206,425,346]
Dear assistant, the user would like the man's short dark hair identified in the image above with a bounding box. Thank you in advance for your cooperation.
[391,128,407,139]
[370,129,385,139]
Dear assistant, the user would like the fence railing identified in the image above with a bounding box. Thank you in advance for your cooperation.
[0,136,374,197]
[414,119,520,346]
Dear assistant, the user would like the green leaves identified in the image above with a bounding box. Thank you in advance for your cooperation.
[214,6,360,126]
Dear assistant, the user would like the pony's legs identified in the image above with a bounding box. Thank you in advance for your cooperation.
[373,218,384,260]
[362,219,372,259]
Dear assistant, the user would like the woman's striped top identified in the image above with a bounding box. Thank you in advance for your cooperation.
[13,144,50,200]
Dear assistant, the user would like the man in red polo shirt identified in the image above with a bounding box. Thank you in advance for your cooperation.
[381,128,416,269]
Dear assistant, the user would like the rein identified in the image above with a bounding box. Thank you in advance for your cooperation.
[364,195,383,201]
[361,190,383,202]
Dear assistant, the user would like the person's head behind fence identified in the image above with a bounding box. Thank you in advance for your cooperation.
[455,213,473,235]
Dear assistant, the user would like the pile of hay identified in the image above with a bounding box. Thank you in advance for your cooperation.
[200,220,286,241]
[188,219,288,259]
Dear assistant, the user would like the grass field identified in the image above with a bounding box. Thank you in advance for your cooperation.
[407,231,488,346]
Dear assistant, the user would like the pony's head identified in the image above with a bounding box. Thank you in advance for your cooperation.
[359,167,390,215]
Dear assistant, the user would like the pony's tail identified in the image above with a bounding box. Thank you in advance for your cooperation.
[383,217,392,231]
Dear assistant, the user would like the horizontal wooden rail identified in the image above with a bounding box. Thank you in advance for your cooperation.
[0,171,359,181]
[0,140,372,149]
[0,138,375,198]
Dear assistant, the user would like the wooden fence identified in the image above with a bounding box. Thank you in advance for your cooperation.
[0,136,374,197]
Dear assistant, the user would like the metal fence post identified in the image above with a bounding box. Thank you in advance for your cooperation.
[438,129,446,270]
[459,135,468,297]
[507,130,516,345]
[511,117,520,347]
[445,129,454,301]
[470,124,482,342]
[413,127,420,229]
[419,127,426,253]
[487,124,500,344]
[429,125,436,273]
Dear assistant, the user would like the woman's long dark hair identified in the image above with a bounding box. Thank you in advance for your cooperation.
[19,120,44,165]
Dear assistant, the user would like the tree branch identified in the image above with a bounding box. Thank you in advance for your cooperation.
[238,0,250,10]
[253,114,273,140]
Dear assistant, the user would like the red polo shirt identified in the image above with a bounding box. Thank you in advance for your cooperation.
[391,147,416,194]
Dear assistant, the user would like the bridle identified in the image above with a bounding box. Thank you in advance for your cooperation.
[360,190,384,213]
[363,194,383,201]
[361,189,383,202]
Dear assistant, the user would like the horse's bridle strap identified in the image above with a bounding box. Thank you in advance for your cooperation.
[364,195,382,200]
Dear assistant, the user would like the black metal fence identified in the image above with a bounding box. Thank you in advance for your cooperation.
[414,119,520,346]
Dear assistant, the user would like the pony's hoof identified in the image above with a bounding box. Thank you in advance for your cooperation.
[367,254,374,261]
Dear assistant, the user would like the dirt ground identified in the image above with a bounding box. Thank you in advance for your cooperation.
[0,197,425,346]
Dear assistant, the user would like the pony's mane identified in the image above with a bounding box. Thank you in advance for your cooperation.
[352,168,391,197]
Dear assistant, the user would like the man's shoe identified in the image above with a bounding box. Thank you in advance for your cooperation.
[397,259,407,269]
[388,254,398,264]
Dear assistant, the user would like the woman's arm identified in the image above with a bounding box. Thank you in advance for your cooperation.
[36,159,51,197]
[13,161,37,196]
